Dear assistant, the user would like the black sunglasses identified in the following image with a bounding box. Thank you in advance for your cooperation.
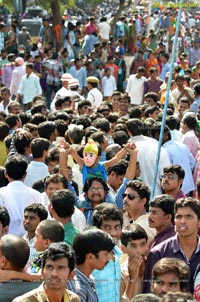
[122,193,140,200]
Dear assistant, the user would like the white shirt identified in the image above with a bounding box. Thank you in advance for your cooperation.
[125,74,146,105]
[24,161,49,188]
[129,135,170,196]
[102,75,117,97]
[181,130,200,157]
[87,87,103,111]
[18,72,42,104]
[0,181,43,236]
[98,22,111,40]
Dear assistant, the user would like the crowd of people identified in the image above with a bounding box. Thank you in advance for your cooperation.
[0,3,200,302]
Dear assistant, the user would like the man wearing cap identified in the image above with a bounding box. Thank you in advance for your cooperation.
[10,57,26,100]
[50,73,73,111]
[87,76,103,111]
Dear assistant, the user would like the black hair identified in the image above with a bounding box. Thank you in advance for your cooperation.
[83,177,109,194]
[31,138,50,158]
[44,174,68,189]
[0,234,29,270]
[51,189,75,218]
[0,206,10,227]
[121,224,148,246]
[73,227,114,264]
[150,194,175,223]
[112,130,129,146]
[5,114,20,129]
[163,165,185,180]
[24,203,48,221]
[31,113,47,125]
[126,180,150,211]
[0,122,9,140]
[93,203,123,228]
[182,115,197,130]
[174,197,200,220]
[126,118,143,136]
[42,242,76,272]
[107,159,128,176]
[38,121,57,140]
[31,102,47,115]
[93,118,110,133]
[5,154,28,180]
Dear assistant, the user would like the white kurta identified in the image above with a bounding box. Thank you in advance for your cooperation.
[18,72,42,104]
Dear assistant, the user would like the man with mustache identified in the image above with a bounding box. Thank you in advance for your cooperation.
[148,194,176,248]
[13,242,80,302]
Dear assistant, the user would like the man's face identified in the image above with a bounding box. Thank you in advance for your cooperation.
[45,181,64,199]
[87,180,106,204]
[148,207,170,231]
[149,109,159,120]
[161,173,182,194]
[92,250,112,270]
[144,98,156,106]
[9,104,21,114]
[123,188,143,213]
[100,219,122,243]
[123,238,149,259]
[34,225,47,252]
[1,91,10,102]
[108,172,125,191]
[175,206,200,238]
[152,272,180,295]
[119,98,129,112]
[176,79,184,89]
[79,105,90,115]
[42,257,73,290]
[47,160,59,174]
[178,102,189,114]
[23,211,41,233]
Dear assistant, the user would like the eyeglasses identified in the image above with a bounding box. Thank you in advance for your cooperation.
[89,187,104,192]
[122,193,140,200]
[161,174,179,180]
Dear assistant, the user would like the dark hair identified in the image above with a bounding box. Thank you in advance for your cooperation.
[73,227,114,264]
[51,189,75,218]
[0,122,9,140]
[163,165,185,180]
[38,220,65,242]
[126,118,143,136]
[77,100,92,111]
[42,242,76,272]
[55,96,71,109]
[121,224,148,246]
[83,177,109,194]
[38,121,57,140]
[107,159,128,176]
[144,92,159,104]
[31,102,47,115]
[31,138,50,158]
[44,174,68,189]
[126,180,150,210]
[5,154,28,180]
[182,115,197,130]
[93,118,110,133]
[150,194,175,223]
[112,130,129,146]
[13,131,32,155]
[174,197,200,219]
[93,203,123,228]
[24,203,48,221]
[72,116,92,129]
[152,257,190,292]
[0,234,29,270]
[31,113,47,125]
[90,131,105,145]
[0,206,10,227]
[166,116,180,131]
[5,114,20,129]
[65,126,84,145]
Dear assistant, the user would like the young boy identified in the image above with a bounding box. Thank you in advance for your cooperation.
[120,224,149,299]
[92,203,123,302]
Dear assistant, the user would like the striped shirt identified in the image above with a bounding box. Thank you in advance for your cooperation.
[67,269,98,302]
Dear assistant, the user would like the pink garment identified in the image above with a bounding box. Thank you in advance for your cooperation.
[10,65,26,96]
[85,23,98,35]
[2,64,15,88]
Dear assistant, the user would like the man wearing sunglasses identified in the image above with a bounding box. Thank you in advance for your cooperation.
[123,180,156,243]
[161,165,186,200]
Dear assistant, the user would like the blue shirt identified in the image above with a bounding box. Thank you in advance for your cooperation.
[92,246,122,302]
[69,66,87,89]
[163,140,195,194]
[81,162,107,184]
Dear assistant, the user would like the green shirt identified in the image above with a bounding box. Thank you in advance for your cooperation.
[64,221,79,246]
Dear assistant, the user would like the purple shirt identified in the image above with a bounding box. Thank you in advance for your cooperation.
[150,225,176,248]
[144,234,200,293]
[143,78,163,94]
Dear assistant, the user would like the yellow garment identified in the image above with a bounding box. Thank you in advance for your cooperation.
[0,141,7,166]
[83,138,98,156]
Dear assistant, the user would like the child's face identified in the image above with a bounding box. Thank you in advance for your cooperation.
[123,238,149,259]
[83,151,97,167]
